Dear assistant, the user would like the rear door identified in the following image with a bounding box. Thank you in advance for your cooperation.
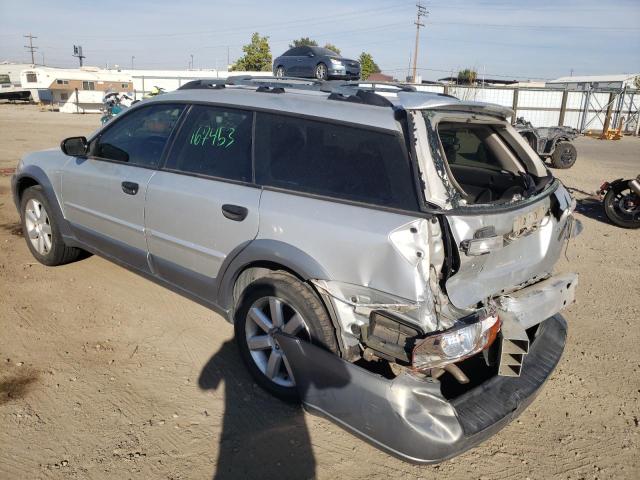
[61,103,184,271]
[285,46,307,76]
[145,104,260,301]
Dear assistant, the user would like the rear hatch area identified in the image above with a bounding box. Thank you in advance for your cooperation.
[415,109,580,310]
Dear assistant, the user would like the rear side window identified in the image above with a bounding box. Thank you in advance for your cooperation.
[255,113,419,211]
[165,105,252,182]
[93,104,184,168]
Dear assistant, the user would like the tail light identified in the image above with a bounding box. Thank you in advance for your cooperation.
[412,310,501,370]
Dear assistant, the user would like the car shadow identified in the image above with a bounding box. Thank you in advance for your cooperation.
[565,187,612,226]
[198,340,316,480]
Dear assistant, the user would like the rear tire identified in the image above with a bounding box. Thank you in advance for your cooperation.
[234,271,338,402]
[20,185,82,266]
[550,141,577,169]
[275,66,285,78]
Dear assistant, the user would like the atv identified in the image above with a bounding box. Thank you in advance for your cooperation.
[514,117,579,169]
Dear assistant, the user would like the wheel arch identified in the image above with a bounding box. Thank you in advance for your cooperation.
[216,239,331,317]
[13,165,73,238]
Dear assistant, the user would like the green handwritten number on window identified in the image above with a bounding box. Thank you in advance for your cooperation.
[190,124,237,149]
[226,128,235,148]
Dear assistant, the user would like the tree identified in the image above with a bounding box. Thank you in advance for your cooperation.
[457,68,477,85]
[232,32,272,72]
[289,37,317,48]
[323,43,341,55]
[634,75,640,90]
[358,52,380,80]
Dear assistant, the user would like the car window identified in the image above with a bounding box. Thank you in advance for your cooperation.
[255,113,419,211]
[285,47,304,56]
[93,104,184,167]
[310,47,337,56]
[438,123,502,170]
[165,105,253,182]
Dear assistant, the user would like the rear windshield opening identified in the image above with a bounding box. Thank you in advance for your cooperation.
[437,121,536,205]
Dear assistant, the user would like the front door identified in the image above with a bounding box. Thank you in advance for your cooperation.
[144,104,260,301]
[61,103,185,271]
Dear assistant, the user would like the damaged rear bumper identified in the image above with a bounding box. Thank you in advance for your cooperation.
[276,315,567,464]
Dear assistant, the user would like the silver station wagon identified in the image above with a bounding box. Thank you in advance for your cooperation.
[11,77,581,463]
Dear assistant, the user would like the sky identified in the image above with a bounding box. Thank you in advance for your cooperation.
[1,0,639,81]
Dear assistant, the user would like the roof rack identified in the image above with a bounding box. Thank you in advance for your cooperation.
[337,81,417,93]
[176,75,450,109]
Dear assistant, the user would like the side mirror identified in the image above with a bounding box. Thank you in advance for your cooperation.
[61,136,88,156]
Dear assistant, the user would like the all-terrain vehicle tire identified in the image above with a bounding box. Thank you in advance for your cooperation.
[234,271,339,402]
[20,185,83,266]
[550,141,577,169]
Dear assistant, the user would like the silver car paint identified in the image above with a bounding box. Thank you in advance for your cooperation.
[61,158,154,259]
[145,171,261,280]
[14,86,579,352]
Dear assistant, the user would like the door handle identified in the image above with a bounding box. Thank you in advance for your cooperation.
[121,181,139,195]
[221,204,248,222]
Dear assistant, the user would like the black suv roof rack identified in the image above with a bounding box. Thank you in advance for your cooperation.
[176,75,445,108]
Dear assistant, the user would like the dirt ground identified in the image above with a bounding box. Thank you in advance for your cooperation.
[0,103,638,480]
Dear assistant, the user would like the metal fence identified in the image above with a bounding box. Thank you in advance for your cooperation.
[415,84,639,134]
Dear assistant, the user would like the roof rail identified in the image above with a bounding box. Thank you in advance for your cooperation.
[337,81,417,93]
[178,79,226,90]
[175,75,420,109]
[327,90,394,108]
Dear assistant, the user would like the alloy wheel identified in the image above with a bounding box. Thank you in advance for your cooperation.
[275,67,285,78]
[244,296,309,387]
[24,199,52,255]
[315,64,327,80]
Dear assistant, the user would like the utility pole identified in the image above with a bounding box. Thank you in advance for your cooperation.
[411,3,427,83]
[73,45,85,67]
[227,46,230,70]
[131,56,135,70]
[24,33,38,64]
[190,54,194,70]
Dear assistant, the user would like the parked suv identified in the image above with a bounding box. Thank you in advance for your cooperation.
[273,46,360,80]
[11,77,581,463]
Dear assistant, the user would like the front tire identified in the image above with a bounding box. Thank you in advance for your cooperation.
[315,63,328,80]
[20,185,82,266]
[234,271,338,402]
[550,141,577,169]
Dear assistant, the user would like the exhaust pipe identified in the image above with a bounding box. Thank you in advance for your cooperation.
[629,177,640,196]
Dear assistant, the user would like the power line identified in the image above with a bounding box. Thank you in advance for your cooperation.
[52,1,414,40]
[23,33,38,64]
[427,21,640,31]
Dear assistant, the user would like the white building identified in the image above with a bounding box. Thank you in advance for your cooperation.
[546,74,639,91]
[20,66,133,112]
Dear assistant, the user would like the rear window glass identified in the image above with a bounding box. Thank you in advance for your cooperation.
[255,113,419,211]
[165,105,253,182]
[437,122,502,170]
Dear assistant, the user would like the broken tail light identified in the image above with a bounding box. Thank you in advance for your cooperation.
[412,310,501,370]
